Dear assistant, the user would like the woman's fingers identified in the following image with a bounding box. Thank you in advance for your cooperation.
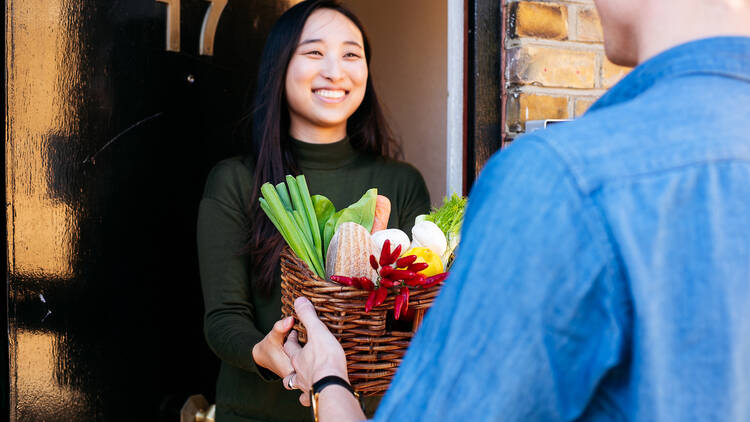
[282,372,296,391]
[269,316,294,344]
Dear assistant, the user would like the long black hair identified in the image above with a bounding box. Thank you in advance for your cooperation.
[247,0,397,294]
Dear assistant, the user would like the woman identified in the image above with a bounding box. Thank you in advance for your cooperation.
[197,1,431,421]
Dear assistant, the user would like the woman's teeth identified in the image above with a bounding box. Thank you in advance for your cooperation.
[315,89,346,99]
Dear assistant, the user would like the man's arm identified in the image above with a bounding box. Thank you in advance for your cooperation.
[283,297,366,422]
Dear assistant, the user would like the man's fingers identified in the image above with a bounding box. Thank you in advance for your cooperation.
[284,330,302,358]
[275,356,295,377]
[299,392,311,407]
[294,297,327,335]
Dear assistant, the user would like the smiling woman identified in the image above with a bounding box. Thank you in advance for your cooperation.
[285,9,369,141]
[196,1,431,421]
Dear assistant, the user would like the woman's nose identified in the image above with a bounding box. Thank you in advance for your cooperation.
[320,56,344,81]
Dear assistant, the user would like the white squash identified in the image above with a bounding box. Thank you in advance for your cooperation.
[411,220,447,257]
[371,229,411,260]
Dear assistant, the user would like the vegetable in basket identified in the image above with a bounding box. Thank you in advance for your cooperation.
[260,175,393,280]
[321,188,378,257]
[421,194,468,268]
[259,175,325,278]
[371,228,410,261]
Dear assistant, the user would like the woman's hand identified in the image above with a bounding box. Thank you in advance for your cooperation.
[283,297,349,406]
[252,316,296,378]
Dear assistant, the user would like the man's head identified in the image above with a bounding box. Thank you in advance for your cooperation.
[594,0,750,67]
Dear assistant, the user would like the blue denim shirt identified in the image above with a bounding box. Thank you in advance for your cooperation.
[373,37,750,421]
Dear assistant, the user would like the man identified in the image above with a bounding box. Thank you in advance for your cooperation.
[282,0,750,420]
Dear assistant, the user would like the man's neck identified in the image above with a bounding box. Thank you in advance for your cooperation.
[636,0,750,64]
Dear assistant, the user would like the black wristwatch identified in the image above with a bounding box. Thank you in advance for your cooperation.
[310,375,364,422]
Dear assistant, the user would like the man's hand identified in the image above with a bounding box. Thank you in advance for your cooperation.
[252,316,296,379]
[283,297,349,407]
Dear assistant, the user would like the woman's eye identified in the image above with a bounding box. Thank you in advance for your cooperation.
[305,50,323,56]
[344,52,361,59]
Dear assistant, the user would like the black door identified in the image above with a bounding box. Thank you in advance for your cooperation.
[5,0,286,420]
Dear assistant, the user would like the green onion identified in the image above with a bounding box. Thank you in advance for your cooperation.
[260,182,314,273]
[275,182,293,212]
[296,175,323,260]
[258,176,327,279]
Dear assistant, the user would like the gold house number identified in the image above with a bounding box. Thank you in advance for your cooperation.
[156,0,228,56]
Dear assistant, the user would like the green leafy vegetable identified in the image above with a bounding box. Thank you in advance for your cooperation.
[312,195,335,235]
[425,194,467,269]
[322,188,378,258]
[425,193,467,239]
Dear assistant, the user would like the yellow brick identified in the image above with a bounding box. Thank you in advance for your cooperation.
[602,58,631,88]
[510,1,568,41]
[508,45,597,89]
[574,97,597,117]
[507,93,570,130]
[576,7,603,43]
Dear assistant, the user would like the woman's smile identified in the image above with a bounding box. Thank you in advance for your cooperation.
[313,88,349,103]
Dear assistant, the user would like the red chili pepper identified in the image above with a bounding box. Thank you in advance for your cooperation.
[422,272,448,288]
[388,244,403,265]
[369,254,379,271]
[330,275,353,286]
[395,255,417,268]
[379,240,392,267]
[407,262,429,273]
[400,286,410,314]
[365,290,377,312]
[358,277,375,291]
[379,277,396,288]
[394,293,404,320]
[379,265,394,278]
[374,286,388,307]
[389,269,417,281]
[405,274,425,287]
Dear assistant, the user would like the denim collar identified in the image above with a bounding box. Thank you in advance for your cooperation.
[589,36,750,113]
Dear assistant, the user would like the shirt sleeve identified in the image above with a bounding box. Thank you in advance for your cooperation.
[373,137,631,421]
[196,161,277,381]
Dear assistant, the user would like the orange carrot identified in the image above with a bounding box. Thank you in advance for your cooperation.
[371,195,391,233]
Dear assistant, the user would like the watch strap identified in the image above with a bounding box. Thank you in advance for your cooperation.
[312,375,357,396]
[310,375,363,422]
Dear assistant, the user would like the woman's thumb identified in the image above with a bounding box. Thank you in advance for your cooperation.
[273,316,294,335]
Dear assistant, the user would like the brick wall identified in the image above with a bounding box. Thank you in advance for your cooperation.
[504,0,631,143]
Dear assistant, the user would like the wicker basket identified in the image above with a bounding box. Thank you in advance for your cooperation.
[279,247,442,396]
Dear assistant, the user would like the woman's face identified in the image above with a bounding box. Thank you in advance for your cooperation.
[285,9,368,140]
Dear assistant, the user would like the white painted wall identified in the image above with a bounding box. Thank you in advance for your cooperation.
[346,0,449,205]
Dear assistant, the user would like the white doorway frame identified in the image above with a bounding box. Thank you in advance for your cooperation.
[446,0,464,197]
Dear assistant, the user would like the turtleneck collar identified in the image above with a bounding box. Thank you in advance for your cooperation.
[291,136,360,170]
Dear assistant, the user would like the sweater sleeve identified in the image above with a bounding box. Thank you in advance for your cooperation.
[196,159,277,380]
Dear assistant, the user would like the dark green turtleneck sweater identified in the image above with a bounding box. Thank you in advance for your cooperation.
[197,138,430,422]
